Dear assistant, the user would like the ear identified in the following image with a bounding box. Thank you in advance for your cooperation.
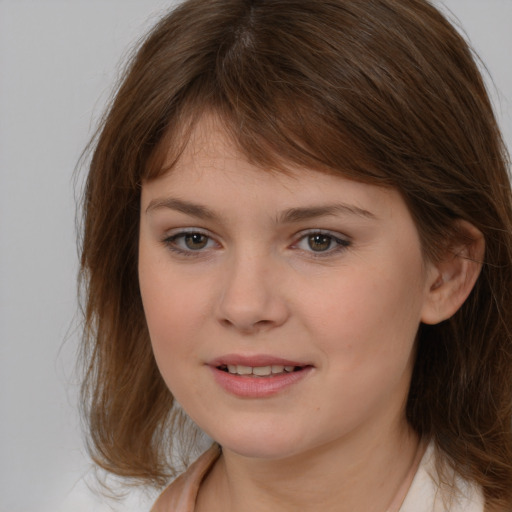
[421,221,485,325]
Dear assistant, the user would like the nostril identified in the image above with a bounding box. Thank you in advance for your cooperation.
[219,316,275,333]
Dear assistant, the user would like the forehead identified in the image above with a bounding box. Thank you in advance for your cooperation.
[142,116,406,224]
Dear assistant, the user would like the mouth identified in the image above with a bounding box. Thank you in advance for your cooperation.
[216,364,306,377]
[209,355,313,397]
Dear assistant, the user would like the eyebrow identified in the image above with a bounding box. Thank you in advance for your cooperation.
[146,197,376,222]
[278,204,376,223]
[146,198,218,219]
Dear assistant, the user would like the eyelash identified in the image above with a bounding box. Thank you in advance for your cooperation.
[162,229,218,257]
[292,230,351,258]
[162,229,352,258]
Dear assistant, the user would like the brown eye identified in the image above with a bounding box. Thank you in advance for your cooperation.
[184,233,209,250]
[294,231,351,256]
[163,230,218,256]
[307,234,333,252]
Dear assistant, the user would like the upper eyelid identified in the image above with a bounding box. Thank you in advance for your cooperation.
[293,228,351,241]
[161,227,219,244]
[163,227,215,239]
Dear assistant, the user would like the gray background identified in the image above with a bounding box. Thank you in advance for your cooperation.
[1,1,511,511]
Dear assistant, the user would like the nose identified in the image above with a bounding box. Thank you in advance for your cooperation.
[216,252,290,334]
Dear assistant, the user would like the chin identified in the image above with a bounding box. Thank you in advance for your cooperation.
[222,440,302,460]
[204,422,315,460]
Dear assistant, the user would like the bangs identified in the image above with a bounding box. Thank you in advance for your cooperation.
[143,76,388,186]
[141,1,395,185]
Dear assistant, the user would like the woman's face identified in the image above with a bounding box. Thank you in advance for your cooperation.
[138,119,437,460]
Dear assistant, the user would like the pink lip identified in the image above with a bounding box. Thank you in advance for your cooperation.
[208,354,314,398]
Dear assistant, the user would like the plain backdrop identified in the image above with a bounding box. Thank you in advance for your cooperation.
[0,1,511,511]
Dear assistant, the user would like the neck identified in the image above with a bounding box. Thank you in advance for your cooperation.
[196,420,421,512]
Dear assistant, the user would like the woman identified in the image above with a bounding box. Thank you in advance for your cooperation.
[79,0,512,510]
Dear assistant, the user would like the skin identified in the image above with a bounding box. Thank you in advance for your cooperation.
[138,118,481,512]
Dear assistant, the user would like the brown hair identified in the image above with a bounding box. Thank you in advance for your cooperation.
[79,0,512,507]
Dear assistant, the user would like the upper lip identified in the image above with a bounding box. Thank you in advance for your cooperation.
[208,354,311,368]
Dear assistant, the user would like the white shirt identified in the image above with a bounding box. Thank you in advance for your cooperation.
[399,443,484,512]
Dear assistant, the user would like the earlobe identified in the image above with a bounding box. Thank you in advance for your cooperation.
[421,221,485,325]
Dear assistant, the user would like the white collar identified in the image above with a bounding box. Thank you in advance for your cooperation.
[399,442,484,512]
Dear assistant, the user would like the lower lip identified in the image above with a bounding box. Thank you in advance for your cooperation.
[210,366,313,398]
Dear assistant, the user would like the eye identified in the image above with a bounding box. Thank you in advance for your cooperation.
[181,233,209,250]
[294,231,351,255]
[163,230,218,255]
[306,233,334,252]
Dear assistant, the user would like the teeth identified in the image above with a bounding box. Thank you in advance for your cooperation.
[223,364,301,376]
[252,366,272,376]
[236,365,253,375]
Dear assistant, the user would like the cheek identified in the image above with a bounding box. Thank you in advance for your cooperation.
[307,256,426,372]
[141,278,206,352]
[140,278,208,400]
[138,247,205,364]
[308,269,423,429]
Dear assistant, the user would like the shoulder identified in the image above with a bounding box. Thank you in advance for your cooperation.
[400,442,484,512]
[150,444,221,512]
